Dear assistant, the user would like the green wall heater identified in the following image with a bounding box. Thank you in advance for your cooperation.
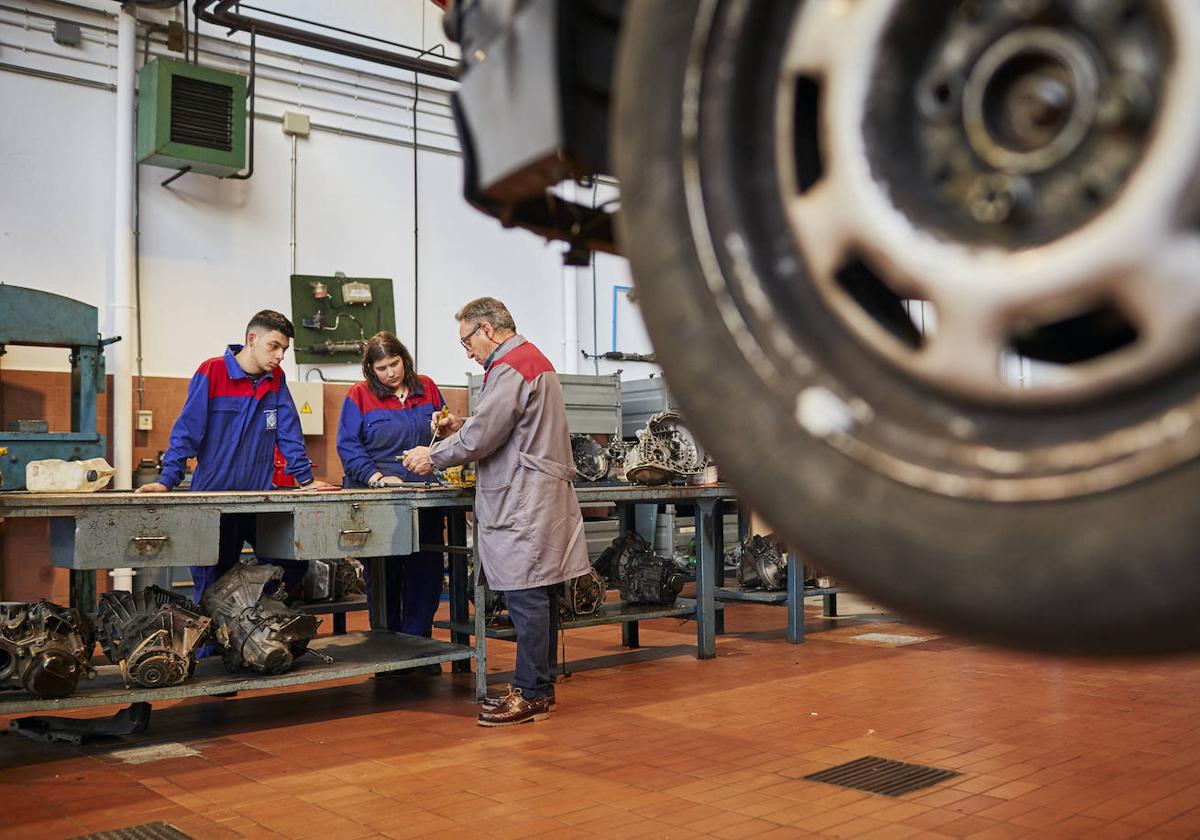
[137,58,247,177]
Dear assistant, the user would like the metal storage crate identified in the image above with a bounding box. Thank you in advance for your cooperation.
[620,376,682,439]
[468,371,621,435]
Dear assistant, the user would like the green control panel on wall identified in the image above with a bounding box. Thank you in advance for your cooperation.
[290,274,395,364]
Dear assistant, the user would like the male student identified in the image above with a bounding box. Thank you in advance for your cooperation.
[137,310,334,599]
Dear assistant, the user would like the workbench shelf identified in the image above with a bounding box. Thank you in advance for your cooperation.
[0,631,474,716]
[715,552,843,643]
[437,596,724,641]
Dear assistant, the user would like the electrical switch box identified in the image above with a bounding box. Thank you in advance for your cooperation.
[136,410,154,431]
[288,381,324,436]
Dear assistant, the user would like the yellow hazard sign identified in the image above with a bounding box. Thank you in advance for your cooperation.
[300,401,312,415]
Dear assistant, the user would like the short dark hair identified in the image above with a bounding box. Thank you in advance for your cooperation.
[362,331,421,398]
[247,310,294,339]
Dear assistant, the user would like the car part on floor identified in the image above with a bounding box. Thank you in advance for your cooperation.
[731,534,789,592]
[571,434,612,482]
[0,601,96,698]
[96,586,211,689]
[201,563,322,675]
[613,0,1200,653]
[622,411,707,485]
[8,701,152,745]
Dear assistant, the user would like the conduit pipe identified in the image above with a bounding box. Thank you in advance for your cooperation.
[110,3,136,590]
[111,5,135,490]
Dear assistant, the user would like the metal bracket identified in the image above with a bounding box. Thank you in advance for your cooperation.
[9,702,152,744]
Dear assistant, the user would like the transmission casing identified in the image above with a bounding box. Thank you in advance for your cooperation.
[0,601,96,698]
[97,586,211,688]
[201,563,321,675]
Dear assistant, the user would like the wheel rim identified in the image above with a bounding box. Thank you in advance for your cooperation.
[678,0,1200,503]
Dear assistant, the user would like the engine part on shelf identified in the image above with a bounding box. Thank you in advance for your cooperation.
[96,586,211,689]
[468,579,507,624]
[0,601,96,698]
[560,567,606,619]
[592,531,645,582]
[622,411,708,485]
[303,557,365,602]
[201,563,322,675]
[571,434,611,482]
[730,534,789,592]
[470,567,607,623]
[594,532,686,605]
[620,551,686,606]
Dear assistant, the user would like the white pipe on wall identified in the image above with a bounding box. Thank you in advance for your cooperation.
[110,5,135,491]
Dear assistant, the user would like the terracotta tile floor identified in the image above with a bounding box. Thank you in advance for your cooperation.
[4,594,1200,839]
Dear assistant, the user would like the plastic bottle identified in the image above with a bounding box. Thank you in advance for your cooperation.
[26,458,115,493]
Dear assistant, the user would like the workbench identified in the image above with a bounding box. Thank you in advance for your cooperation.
[0,483,737,715]
[441,483,737,700]
[0,487,475,720]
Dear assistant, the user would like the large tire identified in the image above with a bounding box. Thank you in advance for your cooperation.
[613,0,1200,653]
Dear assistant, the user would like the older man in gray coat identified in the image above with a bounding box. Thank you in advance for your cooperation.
[403,297,591,726]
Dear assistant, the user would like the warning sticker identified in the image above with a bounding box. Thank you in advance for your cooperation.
[300,402,312,415]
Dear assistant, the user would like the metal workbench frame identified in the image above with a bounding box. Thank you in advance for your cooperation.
[716,552,843,643]
[0,487,475,717]
[0,483,735,712]
[442,484,736,700]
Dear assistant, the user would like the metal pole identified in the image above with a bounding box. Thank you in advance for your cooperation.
[111,5,135,490]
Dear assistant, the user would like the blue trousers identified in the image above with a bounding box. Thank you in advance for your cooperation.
[191,513,307,602]
[363,508,446,635]
[363,552,444,635]
[503,584,560,699]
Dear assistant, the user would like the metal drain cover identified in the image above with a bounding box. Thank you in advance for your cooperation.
[803,755,960,797]
[71,823,193,840]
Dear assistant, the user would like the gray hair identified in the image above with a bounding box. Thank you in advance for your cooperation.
[455,296,516,332]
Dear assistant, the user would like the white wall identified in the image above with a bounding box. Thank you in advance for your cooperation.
[0,0,653,388]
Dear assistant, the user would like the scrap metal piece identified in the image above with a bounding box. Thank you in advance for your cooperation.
[9,702,151,745]
[0,600,96,698]
[571,434,611,482]
[201,563,322,675]
[622,411,708,485]
[730,534,789,592]
[97,586,211,689]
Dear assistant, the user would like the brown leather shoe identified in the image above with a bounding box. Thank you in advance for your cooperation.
[477,688,552,727]
[482,684,556,712]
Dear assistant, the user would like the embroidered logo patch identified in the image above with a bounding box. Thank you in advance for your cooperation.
[264,409,278,430]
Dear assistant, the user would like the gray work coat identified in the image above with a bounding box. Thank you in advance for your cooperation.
[430,336,591,591]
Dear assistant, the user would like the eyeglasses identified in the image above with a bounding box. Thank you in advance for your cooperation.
[459,323,483,349]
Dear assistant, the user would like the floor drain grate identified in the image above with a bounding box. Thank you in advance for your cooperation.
[803,755,960,797]
[71,823,194,840]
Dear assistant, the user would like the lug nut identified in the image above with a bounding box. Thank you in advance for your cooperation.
[967,173,1032,224]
